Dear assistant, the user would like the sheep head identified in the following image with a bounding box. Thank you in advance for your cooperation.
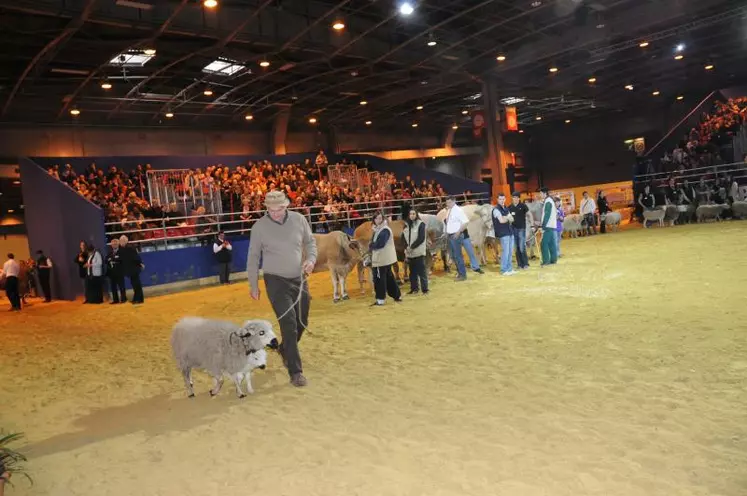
[239,319,279,350]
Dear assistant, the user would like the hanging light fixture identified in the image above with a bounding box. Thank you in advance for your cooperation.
[245,114,254,121]
[332,19,345,30]
[203,0,218,8]
[70,107,81,116]
[203,88,214,96]
[165,112,174,118]
[100,79,112,90]
[259,59,270,68]
[309,117,318,124]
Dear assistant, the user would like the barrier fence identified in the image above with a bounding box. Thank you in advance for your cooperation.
[105,191,491,250]
[633,161,747,187]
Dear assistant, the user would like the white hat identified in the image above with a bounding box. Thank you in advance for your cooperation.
[264,190,290,208]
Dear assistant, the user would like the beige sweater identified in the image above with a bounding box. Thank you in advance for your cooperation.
[246,211,317,291]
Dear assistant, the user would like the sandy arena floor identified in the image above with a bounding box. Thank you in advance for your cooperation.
[1,222,746,496]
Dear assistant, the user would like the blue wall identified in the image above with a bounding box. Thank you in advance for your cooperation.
[138,238,249,288]
[19,158,106,300]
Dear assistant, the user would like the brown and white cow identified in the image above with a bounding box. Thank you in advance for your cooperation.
[312,231,368,302]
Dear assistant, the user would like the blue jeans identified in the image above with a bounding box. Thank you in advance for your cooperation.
[448,233,480,277]
[499,235,514,274]
[556,227,562,257]
[513,228,528,268]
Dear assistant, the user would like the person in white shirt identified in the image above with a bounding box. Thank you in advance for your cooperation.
[580,191,597,236]
[213,231,233,284]
[2,253,22,311]
[444,196,484,281]
[85,245,105,304]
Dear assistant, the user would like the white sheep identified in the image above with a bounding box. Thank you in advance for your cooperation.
[171,317,278,398]
[602,212,621,232]
[563,214,584,238]
[731,201,747,219]
[696,204,727,223]
[642,207,666,228]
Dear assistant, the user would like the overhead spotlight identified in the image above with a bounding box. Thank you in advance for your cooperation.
[518,129,525,133]
[143,48,156,56]
[565,119,571,124]
[639,41,649,48]
[549,66,558,73]
[70,108,80,116]
[411,123,418,128]
[100,79,112,90]
[496,54,506,62]
[416,105,423,110]
[676,95,684,101]
[245,114,254,121]
[332,20,345,30]
[399,2,414,16]
[705,64,715,70]
[360,100,368,106]
[427,34,437,47]
[165,112,174,118]
[535,116,542,121]
[625,84,634,90]
[309,117,317,124]
[350,71,358,77]
[674,54,684,60]
[203,0,218,8]
[462,110,469,115]
[675,43,685,52]
[365,121,372,125]
[588,77,597,84]
[652,90,660,96]
[259,60,270,68]
[452,124,458,130]
[203,88,214,96]
[530,0,542,7]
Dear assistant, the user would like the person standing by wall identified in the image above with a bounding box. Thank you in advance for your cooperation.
[247,190,317,388]
[369,211,403,305]
[401,208,428,295]
[580,191,597,236]
[75,240,89,303]
[539,188,558,266]
[85,244,104,304]
[106,238,127,304]
[119,235,145,305]
[2,253,22,311]
[597,191,610,234]
[508,192,532,270]
[491,193,515,276]
[444,196,484,282]
[35,250,53,302]
[213,231,233,285]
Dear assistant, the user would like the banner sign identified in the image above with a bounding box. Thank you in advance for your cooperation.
[472,111,485,138]
[505,106,518,131]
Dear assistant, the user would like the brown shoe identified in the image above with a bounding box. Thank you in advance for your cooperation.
[290,373,308,387]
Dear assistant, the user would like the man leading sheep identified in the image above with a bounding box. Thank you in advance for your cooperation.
[247,191,317,388]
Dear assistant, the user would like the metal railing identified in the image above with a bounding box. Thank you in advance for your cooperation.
[104,191,490,250]
[633,161,747,185]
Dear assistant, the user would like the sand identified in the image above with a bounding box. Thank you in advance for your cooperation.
[1,222,746,496]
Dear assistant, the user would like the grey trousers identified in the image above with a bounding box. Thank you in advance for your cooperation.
[264,273,310,376]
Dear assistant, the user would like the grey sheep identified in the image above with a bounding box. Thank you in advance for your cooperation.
[171,317,278,398]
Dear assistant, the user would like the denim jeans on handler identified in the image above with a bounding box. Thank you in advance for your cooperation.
[448,233,481,277]
[498,235,514,274]
[541,228,558,265]
[556,227,563,257]
[513,228,528,268]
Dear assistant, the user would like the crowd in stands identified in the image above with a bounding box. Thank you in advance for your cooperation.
[47,151,450,242]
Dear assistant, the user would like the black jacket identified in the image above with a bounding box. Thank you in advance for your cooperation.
[106,248,124,277]
[119,246,142,276]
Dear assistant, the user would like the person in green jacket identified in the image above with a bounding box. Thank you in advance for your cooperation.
[539,188,558,266]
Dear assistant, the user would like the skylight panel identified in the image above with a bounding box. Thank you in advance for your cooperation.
[203,58,246,76]
[500,97,525,105]
[109,51,155,67]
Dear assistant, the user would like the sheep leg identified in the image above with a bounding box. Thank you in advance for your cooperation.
[181,367,195,397]
[209,375,224,396]
[231,373,247,398]
[244,372,254,395]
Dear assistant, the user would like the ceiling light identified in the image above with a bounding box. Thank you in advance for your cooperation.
[244,115,254,121]
[143,48,156,56]
[565,119,571,124]
[675,43,685,52]
[500,97,524,105]
[652,90,660,96]
[332,20,345,30]
[535,116,542,121]
[259,60,270,68]
[360,100,368,106]
[705,64,714,70]
[350,71,358,77]
[411,123,418,128]
[452,125,458,130]
[530,1,542,7]
[519,129,524,133]
[639,41,649,48]
[674,54,684,60]
[588,77,597,83]
[365,121,372,125]
[203,89,214,96]
[496,54,506,62]
[462,110,469,115]
[416,105,423,110]
[399,2,414,15]
[100,79,112,90]
[625,84,634,90]
[427,40,437,47]
[7,210,14,214]
[309,117,317,124]
[70,108,80,116]
[165,112,174,118]
[549,66,558,73]
[203,0,218,8]
[676,95,684,100]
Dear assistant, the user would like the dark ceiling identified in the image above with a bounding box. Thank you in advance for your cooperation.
[0,0,746,133]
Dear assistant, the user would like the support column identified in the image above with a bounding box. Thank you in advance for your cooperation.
[442,125,456,149]
[271,105,291,155]
[481,76,509,199]
[327,125,341,154]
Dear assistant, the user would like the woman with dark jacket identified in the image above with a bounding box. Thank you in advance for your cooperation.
[401,208,428,295]
[597,191,610,234]
[74,240,89,303]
